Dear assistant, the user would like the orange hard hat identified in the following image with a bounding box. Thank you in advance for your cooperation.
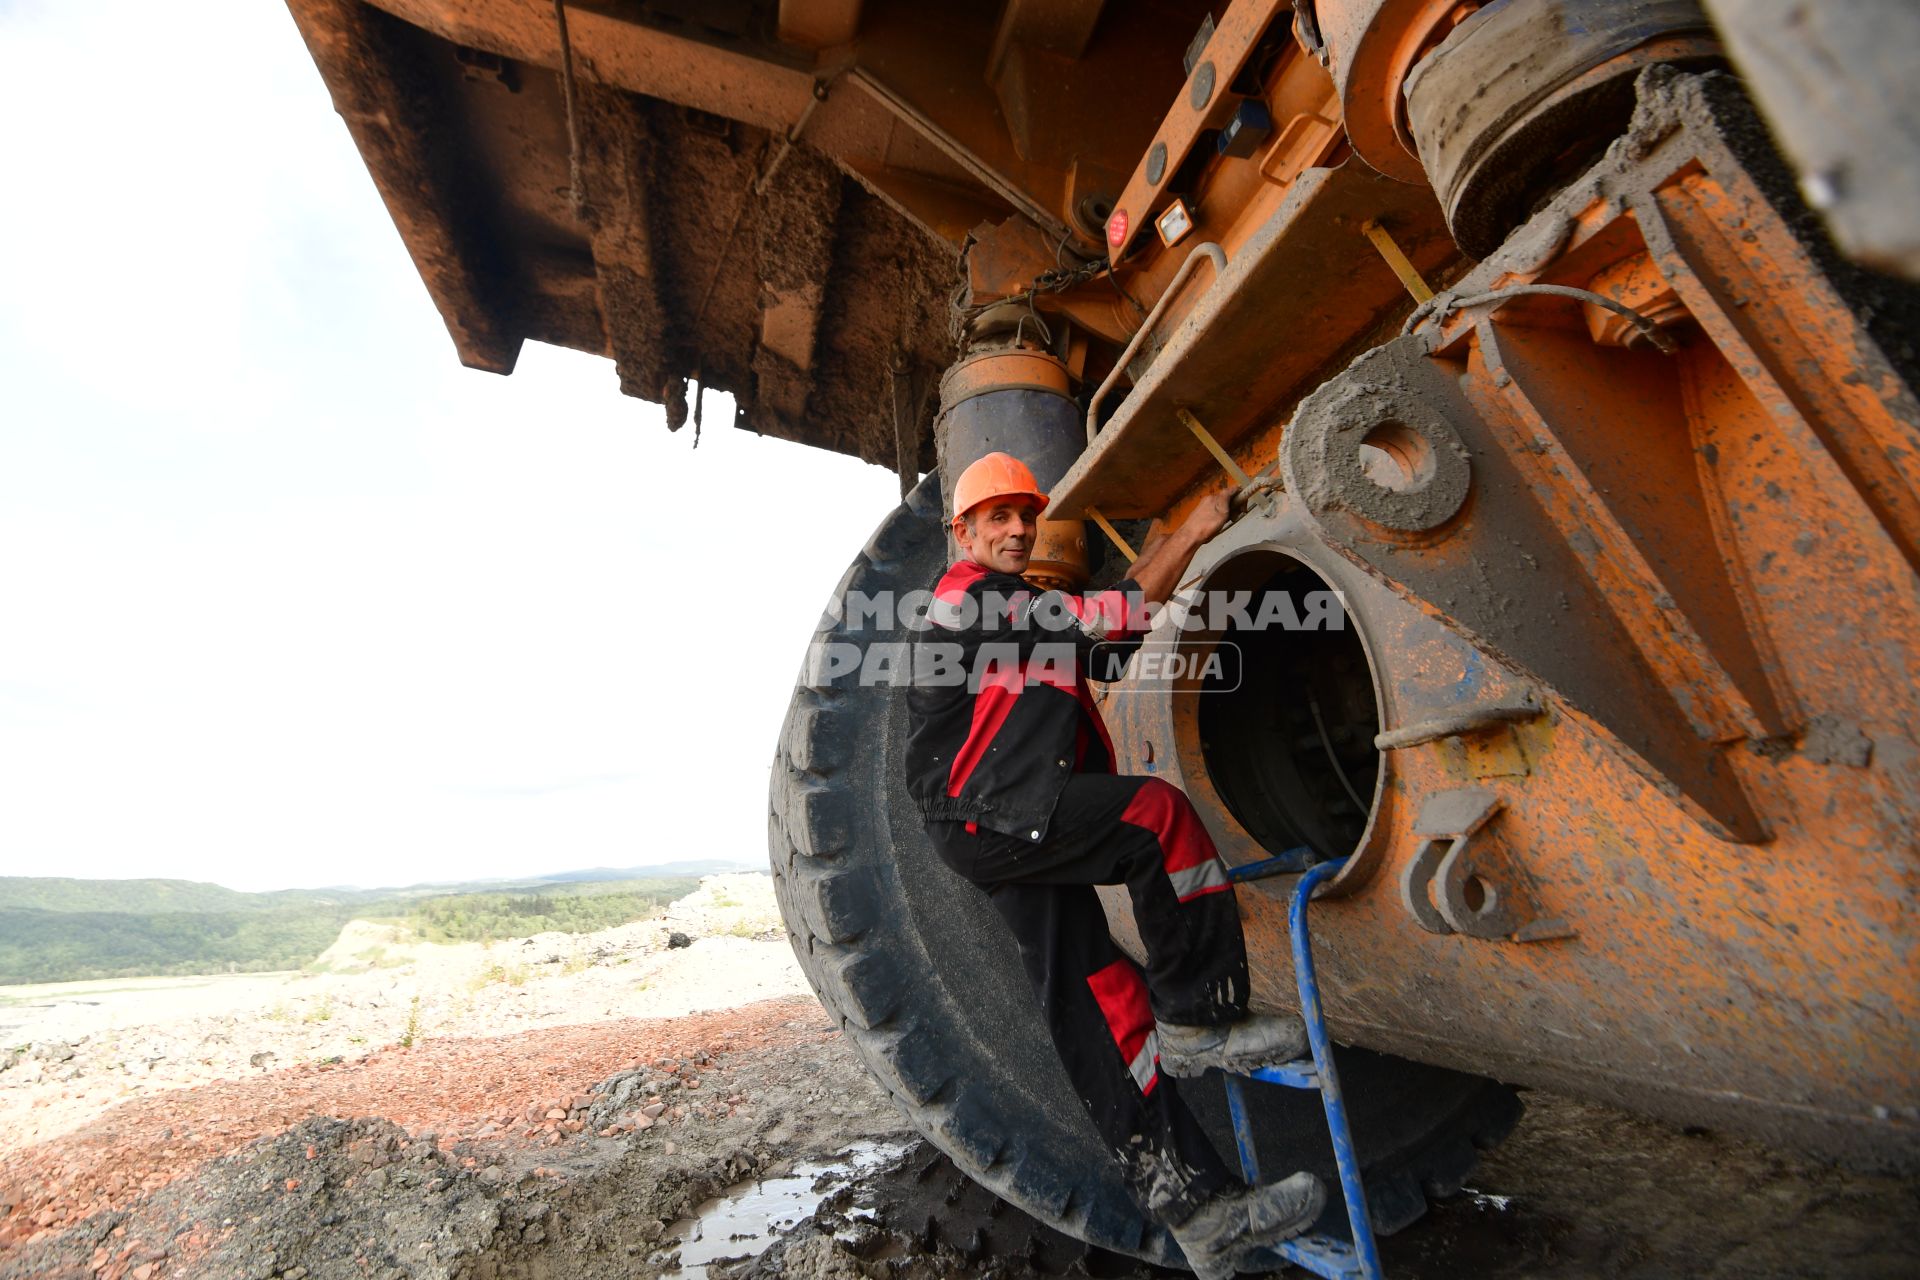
[952,452,1050,521]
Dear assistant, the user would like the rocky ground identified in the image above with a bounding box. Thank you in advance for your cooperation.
[1,874,1914,1280]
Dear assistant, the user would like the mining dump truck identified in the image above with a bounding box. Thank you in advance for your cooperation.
[289,0,1919,1267]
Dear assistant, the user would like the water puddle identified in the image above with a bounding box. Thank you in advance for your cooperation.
[1461,1185,1515,1212]
[658,1140,910,1276]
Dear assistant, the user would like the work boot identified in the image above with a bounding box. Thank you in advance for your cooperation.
[1155,1013,1309,1078]
[1169,1171,1326,1280]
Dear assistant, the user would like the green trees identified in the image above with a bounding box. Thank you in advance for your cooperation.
[0,875,709,983]
[404,880,696,944]
[0,907,343,983]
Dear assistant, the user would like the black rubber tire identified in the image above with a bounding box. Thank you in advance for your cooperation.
[769,474,1522,1268]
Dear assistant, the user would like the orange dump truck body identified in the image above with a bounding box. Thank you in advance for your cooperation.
[289,0,1918,1184]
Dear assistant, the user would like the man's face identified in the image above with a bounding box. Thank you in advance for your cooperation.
[955,498,1039,575]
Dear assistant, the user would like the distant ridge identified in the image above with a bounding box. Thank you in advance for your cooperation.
[519,860,759,884]
[0,878,353,915]
[0,860,762,984]
[0,859,761,913]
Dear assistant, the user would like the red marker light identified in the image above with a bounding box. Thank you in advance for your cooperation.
[1106,209,1129,248]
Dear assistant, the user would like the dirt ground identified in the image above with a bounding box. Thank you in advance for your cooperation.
[2,875,1914,1280]
[0,875,807,1156]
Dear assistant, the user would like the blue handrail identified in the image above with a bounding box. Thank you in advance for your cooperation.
[1225,845,1316,882]
[1220,857,1385,1280]
[1289,858,1384,1279]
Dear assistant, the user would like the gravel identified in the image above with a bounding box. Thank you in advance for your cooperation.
[3,873,1914,1279]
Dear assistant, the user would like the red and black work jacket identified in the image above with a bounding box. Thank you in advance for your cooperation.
[905,560,1150,844]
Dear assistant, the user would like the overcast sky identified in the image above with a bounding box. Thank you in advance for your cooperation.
[0,0,904,891]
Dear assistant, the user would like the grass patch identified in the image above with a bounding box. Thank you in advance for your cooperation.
[470,960,530,991]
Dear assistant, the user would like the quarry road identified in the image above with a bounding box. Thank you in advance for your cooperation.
[0,875,1912,1279]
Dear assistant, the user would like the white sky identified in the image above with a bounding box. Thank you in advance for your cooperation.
[0,0,905,892]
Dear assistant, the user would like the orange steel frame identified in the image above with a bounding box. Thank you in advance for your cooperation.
[1046,32,1919,1164]
[1090,132,1920,1162]
[291,0,1919,1167]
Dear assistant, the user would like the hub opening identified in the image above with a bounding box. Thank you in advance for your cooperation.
[1359,421,1435,493]
[1192,551,1383,860]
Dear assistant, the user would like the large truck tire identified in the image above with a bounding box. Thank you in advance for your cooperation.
[769,474,1523,1268]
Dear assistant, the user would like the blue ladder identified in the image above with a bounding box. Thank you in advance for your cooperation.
[1218,853,1384,1280]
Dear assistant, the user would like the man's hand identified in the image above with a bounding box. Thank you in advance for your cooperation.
[1122,490,1237,609]
[1181,490,1234,546]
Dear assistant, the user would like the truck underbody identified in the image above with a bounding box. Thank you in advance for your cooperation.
[290,0,1919,1265]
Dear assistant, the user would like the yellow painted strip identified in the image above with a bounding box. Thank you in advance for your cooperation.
[1084,506,1138,562]
[1177,408,1253,489]
[1362,220,1435,303]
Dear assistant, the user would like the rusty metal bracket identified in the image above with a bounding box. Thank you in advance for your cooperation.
[1401,788,1500,934]
[1401,787,1575,943]
[1374,691,1543,750]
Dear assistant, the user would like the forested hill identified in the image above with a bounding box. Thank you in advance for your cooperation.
[0,861,753,915]
[0,878,373,914]
[0,862,758,985]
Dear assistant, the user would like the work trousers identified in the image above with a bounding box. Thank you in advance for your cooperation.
[928,773,1247,1224]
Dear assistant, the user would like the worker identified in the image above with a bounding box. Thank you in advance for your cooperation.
[905,452,1326,1279]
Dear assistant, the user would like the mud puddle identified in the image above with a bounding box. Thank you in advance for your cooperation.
[731,1097,1920,1280]
[659,1140,912,1276]
[727,1142,1171,1280]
